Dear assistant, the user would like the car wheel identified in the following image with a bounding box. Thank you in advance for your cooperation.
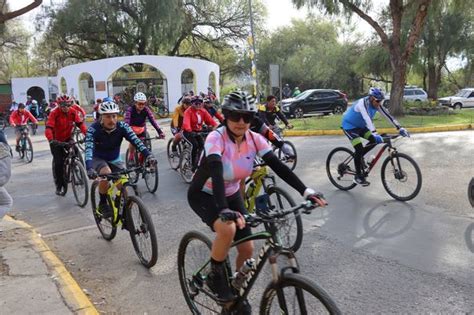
[293,107,304,118]
[333,104,344,115]
[453,103,462,110]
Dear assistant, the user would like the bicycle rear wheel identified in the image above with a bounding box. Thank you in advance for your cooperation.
[178,231,222,313]
[90,181,117,240]
[260,273,341,315]
[144,162,159,193]
[179,148,194,184]
[167,139,181,170]
[126,195,158,268]
[274,140,297,170]
[266,186,302,252]
[381,152,422,201]
[326,147,357,191]
[24,137,33,163]
[71,160,89,207]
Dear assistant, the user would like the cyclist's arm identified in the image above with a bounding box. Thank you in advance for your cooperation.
[26,111,38,124]
[202,109,218,128]
[84,126,96,170]
[120,122,151,158]
[262,152,306,195]
[354,101,376,132]
[214,109,225,123]
[182,109,193,132]
[257,105,270,125]
[377,105,401,130]
[145,106,164,135]
[9,112,16,126]
[45,110,56,141]
[276,107,289,126]
[171,107,181,128]
[251,117,284,148]
[124,106,132,125]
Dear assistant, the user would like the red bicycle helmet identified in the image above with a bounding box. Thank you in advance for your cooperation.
[56,95,74,106]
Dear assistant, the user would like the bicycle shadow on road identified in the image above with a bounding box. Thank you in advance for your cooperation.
[360,200,416,240]
[464,223,474,253]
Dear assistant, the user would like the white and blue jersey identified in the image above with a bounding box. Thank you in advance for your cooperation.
[342,97,400,132]
[85,121,150,170]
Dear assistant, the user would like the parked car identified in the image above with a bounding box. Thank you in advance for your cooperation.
[438,88,474,109]
[383,86,428,108]
[280,89,348,118]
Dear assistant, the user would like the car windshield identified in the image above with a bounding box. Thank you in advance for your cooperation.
[454,89,471,97]
[295,90,314,100]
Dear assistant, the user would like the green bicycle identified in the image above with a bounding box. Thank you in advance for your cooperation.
[178,201,341,314]
[244,158,303,252]
[90,168,158,268]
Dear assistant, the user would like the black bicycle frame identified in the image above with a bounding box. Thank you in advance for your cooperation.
[193,224,299,304]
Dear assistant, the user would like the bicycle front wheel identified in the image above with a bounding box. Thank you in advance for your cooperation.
[158,106,169,118]
[178,231,222,314]
[260,273,341,315]
[144,163,159,193]
[71,160,89,207]
[179,148,194,184]
[274,140,297,170]
[167,138,181,170]
[381,152,422,201]
[266,186,302,252]
[24,137,33,163]
[126,196,158,268]
[90,181,117,240]
[326,147,357,191]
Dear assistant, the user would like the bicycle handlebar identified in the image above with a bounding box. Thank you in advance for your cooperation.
[244,200,319,227]
[97,167,142,181]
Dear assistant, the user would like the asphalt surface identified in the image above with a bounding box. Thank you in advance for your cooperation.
[5,125,474,314]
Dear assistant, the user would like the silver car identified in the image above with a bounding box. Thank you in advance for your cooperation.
[438,88,474,109]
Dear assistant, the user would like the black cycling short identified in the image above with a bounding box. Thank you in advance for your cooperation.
[188,190,252,242]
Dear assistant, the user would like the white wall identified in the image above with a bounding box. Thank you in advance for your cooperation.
[56,55,220,111]
[11,77,50,104]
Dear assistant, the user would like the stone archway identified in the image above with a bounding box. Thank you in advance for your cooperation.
[26,86,45,104]
[108,62,168,108]
[181,69,196,95]
[78,72,95,110]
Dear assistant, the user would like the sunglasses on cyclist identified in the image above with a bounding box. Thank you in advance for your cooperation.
[59,102,72,107]
[226,111,254,124]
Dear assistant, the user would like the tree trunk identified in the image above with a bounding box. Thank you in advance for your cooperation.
[427,61,437,99]
[389,55,407,116]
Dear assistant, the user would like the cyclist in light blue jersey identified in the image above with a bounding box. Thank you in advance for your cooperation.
[341,87,409,186]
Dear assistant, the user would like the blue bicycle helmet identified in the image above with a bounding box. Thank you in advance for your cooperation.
[368,87,384,101]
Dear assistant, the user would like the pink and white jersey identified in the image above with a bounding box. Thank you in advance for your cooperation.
[203,126,271,196]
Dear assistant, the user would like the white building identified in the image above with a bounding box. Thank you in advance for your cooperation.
[11,55,220,112]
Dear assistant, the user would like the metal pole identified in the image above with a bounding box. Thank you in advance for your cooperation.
[248,0,259,98]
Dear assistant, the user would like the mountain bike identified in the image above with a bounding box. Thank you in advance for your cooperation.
[178,201,341,314]
[270,125,297,170]
[326,134,422,201]
[167,137,182,170]
[90,168,158,268]
[73,126,85,153]
[28,121,38,135]
[17,126,34,163]
[149,97,169,118]
[244,158,302,252]
[125,135,160,193]
[53,140,88,207]
[179,130,211,184]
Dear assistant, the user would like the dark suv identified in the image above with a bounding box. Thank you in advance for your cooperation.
[280,89,348,118]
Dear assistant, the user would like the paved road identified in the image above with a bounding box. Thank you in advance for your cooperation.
[5,126,474,313]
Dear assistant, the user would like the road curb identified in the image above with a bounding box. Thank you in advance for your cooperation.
[4,216,99,315]
[284,124,473,137]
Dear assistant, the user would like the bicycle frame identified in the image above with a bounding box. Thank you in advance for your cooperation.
[105,176,130,224]
[193,228,299,304]
[245,165,276,212]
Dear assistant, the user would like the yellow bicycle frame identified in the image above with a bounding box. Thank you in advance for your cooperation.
[245,166,270,213]
[100,175,129,223]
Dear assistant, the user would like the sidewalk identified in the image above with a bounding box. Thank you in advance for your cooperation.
[0,216,98,314]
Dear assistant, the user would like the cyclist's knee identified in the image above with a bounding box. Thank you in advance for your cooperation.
[214,220,236,240]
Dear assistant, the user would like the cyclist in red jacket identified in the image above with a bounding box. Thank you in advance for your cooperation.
[9,103,38,152]
[45,95,87,195]
[182,96,218,171]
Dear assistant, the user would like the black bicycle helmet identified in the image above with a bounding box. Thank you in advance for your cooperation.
[222,90,256,114]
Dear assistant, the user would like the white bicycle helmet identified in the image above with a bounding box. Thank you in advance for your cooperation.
[134,92,147,102]
[98,101,120,114]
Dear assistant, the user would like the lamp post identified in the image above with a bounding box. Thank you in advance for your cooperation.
[248,0,259,98]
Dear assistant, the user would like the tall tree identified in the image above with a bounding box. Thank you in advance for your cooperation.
[0,0,42,24]
[419,0,472,99]
[293,0,432,115]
